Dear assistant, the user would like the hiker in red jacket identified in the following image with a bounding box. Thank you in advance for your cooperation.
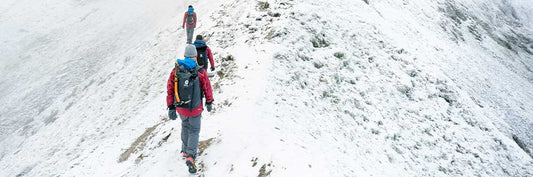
[192,35,215,72]
[182,5,197,44]
[167,45,213,173]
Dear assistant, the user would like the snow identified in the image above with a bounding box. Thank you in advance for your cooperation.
[511,0,533,30]
[1,0,532,176]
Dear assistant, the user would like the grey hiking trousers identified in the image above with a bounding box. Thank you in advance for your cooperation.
[180,114,201,157]
[186,26,195,44]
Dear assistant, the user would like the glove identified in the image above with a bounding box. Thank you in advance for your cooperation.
[168,105,177,120]
[210,67,215,71]
[206,102,213,112]
[182,26,184,29]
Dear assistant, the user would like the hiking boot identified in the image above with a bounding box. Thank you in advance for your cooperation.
[180,151,188,159]
[185,157,198,173]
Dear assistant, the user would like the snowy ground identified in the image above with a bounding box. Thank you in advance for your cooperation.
[1,0,532,176]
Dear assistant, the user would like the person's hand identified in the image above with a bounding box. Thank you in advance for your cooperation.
[206,102,213,112]
[182,26,184,29]
[210,67,215,72]
[168,105,177,120]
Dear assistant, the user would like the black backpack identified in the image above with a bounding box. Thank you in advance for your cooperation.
[173,64,201,110]
[186,12,195,25]
[196,45,208,69]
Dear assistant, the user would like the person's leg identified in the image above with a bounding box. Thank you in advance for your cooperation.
[186,114,201,158]
[186,27,194,44]
[180,115,190,154]
[190,27,195,43]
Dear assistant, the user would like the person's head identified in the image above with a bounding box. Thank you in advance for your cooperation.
[184,44,198,62]
[188,5,193,9]
[196,35,203,41]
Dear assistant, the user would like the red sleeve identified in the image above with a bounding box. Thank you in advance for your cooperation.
[207,47,214,68]
[166,70,176,106]
[199,70,214,103]
[182,12,187,27]
[193,13,197,27]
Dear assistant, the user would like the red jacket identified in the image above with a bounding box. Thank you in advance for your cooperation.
[206,47,215,69]
[182,12,197,28]
[167,68,213,117]
[206,47,215,68]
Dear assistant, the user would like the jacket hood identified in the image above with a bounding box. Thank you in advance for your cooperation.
[177,57,197,70]
[193,40,206,47]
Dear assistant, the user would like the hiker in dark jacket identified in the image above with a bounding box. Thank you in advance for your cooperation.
[192,35,215,72]
[167,45,213,173]
[182,5,197,44]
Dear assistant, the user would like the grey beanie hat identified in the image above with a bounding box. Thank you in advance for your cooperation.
[184,44,197,57]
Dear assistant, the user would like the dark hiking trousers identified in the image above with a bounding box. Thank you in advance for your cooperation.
[180,114,201,158]
[186,27,195,44]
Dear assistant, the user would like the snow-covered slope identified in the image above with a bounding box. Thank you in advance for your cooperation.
[1,0,532,176]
